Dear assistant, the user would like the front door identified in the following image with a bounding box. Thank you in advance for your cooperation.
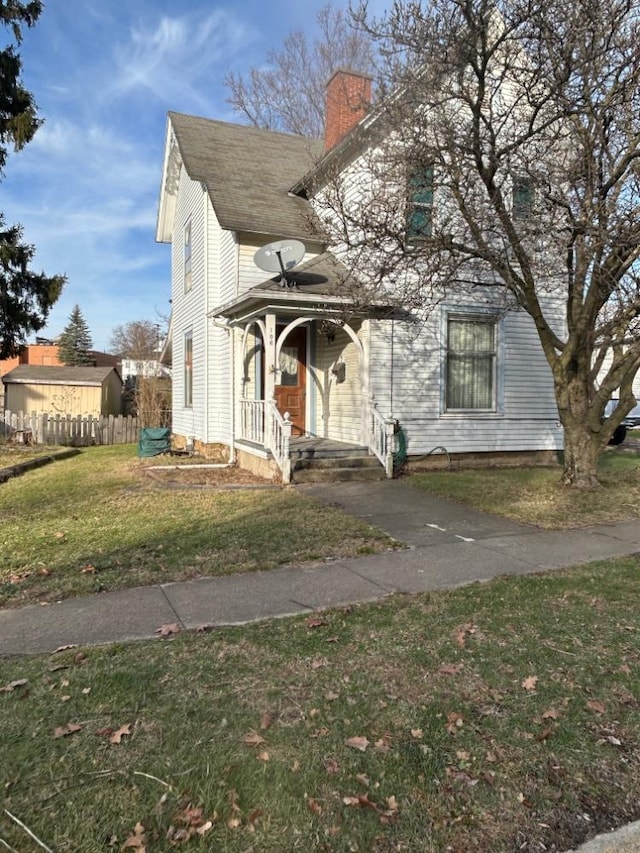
[275,326,306,436]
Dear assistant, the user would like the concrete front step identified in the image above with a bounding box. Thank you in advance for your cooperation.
[290,446,369,461]
[293,454,381,471]
[292,458,386,484]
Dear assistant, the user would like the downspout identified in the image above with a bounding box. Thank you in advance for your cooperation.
[212,317,235,464]
[203,185,210,453]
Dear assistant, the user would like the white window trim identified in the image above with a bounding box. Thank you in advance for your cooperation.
[184,219,192,293]
[440,307,504,417]
[184,330,193,408]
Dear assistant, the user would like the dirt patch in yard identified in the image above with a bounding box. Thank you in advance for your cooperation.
[144,463,277,488]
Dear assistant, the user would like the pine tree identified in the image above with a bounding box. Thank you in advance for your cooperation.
[58,305,93,365]
[0,1,64,358]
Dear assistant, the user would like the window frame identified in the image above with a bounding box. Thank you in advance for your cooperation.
[443,311,500,414]
[183,219,192,293]
[184,330,193,408]
[406,164,434,242]
[512,177,534,221]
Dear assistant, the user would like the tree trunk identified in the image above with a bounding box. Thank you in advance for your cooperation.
[560,420,603,488]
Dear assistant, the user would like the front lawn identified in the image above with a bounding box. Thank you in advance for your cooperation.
[408,448,640,528]
[0,445,394,607]
[1,557,638,851]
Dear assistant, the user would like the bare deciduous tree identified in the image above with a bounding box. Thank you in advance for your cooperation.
[314,0,640,488]
[225,3,374,137]
[110,320,160,361]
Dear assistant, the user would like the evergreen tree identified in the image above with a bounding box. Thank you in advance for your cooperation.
[58,305,93,365]
[0,1,64,358]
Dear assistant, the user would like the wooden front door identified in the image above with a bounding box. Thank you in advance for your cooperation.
[274,326,306,436]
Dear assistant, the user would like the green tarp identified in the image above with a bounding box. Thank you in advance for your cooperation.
[138,427,171,458]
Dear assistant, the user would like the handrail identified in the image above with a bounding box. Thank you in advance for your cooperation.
[368,400,395,478]
[266,399,292,483]
[239,399,292,482]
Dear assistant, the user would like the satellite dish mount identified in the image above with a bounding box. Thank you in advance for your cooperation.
[254,239,306,288]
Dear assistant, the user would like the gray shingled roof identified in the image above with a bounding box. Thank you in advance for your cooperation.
[169,112,324,239]
[2,366,120,386]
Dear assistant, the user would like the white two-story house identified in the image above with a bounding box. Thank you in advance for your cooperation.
[156,69,562,482]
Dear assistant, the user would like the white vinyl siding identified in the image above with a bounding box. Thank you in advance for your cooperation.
[170,170,207,439]
[368,303,562,455]
[314,322,363,443]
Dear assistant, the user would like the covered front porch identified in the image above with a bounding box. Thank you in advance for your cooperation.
[210,253,398,483]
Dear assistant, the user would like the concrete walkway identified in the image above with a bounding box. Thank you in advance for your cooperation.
[2,479,640,657]
[1,479,640,852]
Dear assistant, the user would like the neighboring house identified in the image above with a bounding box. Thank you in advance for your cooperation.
[156,70,563,481]
[120,358,171,380]
[2,366,123,417]
[0,341,119,377]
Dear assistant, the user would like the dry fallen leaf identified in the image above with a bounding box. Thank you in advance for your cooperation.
[307,796,322,815]
[325,757,340,774]
[242,731,266,747]
[454,622,477,648]
[541,708,560,720]
[110,723,132,744]
[373,737,392,754]
[521,675,538,692]
[411,728,423,739]
[53,722,83,738]
[81,563,96,573]
[121,821,147,850]
[345,735,370,752]
[306,616,329,628]
[446,712,464,734]
[260,712,272,730]
[256,750,270,762]
[586,699,606,714]
[439,663,463,676]
[0,678,28,693]
[155,623,181,637]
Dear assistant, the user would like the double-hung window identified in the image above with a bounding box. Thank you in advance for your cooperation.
[184,331,193,408]
[184,219,192,293]
[445,315,497,411]
[512,178,533,220]
[406,165,434,241]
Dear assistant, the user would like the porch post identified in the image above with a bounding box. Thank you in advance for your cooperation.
[385,418,396,479]
[264,313,277,449]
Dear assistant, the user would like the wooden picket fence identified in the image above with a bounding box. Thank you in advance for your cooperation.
[0,410,146,446]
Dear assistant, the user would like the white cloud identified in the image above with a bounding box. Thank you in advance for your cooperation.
[109,10,257,111]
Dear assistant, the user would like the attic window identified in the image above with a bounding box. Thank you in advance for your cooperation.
[184,219,192,293]
[406,165,434,241]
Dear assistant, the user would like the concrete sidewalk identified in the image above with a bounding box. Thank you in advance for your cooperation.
[1,478,640,852]
[2,479,639,656]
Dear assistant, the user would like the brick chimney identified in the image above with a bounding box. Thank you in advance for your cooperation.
[324,69,373,151]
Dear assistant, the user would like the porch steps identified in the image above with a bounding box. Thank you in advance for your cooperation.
[291,449,385,484]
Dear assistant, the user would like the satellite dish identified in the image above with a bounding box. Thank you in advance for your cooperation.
[254,239,306,287]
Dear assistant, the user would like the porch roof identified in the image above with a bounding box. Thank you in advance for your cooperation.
[209,252,402,324]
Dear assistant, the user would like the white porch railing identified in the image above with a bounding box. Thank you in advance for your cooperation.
[369,401,396,478]
[239,399,266,444]
[239,398,293,483]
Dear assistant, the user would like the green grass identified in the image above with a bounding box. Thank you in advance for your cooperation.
[1,557,639,851]
[408,448,640,528]
[0,445,394,607]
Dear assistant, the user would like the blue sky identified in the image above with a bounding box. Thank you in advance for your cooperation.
[2,0,375,351]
